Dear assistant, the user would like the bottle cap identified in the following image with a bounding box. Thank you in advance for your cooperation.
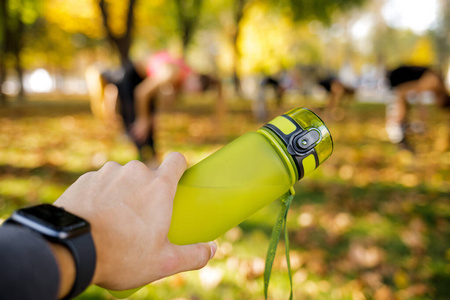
[259,108,333,182]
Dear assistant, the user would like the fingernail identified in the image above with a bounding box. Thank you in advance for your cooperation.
[208,241,217,260]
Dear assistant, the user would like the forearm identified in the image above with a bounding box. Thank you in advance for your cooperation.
[104,83,119,123]
[0,224,60,299]
[48,242,76,299]
[134,80,158,120]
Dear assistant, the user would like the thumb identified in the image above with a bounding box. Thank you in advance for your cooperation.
[169,241,217,274]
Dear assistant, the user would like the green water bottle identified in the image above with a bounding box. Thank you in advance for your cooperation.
[109,107,333,298]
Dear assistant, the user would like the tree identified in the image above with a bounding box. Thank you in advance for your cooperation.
[232,0,246,95]
[0,0,34,103]
[98,0,205,62]
[431,0,450,77]
[0,0,7,105]
[0,0,41,103]
[173,0,205,57]
[98,0,137,66]
[288,0,366,24]
[229,0,367,96]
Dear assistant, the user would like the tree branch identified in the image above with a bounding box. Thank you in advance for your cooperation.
[98,0,118,44]
[124,0,137,40]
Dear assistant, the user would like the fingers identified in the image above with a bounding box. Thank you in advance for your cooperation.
[157,152,187,183]
[133,153,186,227]
[163,241,217,276]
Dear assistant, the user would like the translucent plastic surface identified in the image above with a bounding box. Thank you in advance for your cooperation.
[168,132,293,244]
[109,132,292,299]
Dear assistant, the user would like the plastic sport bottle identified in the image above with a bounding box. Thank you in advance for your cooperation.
[109,107,333,298]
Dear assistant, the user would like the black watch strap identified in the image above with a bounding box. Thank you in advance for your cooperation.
[61,233,96,300]
[4,213,96,300]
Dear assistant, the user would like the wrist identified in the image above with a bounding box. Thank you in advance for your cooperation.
[48,242,76,299]
[7,204,97,299]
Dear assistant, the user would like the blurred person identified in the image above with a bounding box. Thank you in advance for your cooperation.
[254,73,286,122]
[385,65,450,149]
[0,152,217,300]
[317,76,355,118]
[85,51,223,163]
[259,74,285,107]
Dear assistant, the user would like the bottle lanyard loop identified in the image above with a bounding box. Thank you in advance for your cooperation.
[264,189,295,300]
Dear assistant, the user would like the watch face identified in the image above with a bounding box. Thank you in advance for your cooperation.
[12,204,90,239]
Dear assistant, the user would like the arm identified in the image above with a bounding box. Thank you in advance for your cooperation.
[134,76,159,121]
[0,224,60,299]
[131,64,180,143]
[54,152,216,291]
[1,153,216,299]
[48,242,76,299]
[103,83,120,127]
[130,76,159,144]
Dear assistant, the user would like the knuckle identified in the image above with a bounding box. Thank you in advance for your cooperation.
[78,171,95,182]
[160,252,181,275]
[101,161,121,170]
[123,160,153,182]
[124,160,146,171]
[156,172,172,185]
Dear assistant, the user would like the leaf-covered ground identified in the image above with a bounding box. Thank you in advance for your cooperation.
[0,96,448,300]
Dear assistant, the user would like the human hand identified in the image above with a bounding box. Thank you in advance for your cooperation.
[54,152,216,291]
[131,117,151,144]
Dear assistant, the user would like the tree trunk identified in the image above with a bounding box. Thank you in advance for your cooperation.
[232,0,245,97]
[174,0,204,58]
[436,0,450,78]
[13,17,25,102]
[99,0,136,66]
[0,0,25,103]
[181,26,190,58]
[0,0,7,105]
[0,62,6,106]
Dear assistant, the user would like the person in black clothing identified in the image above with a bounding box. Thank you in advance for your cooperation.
[385,65,450,147]
[387,66,429,88]
[317,76,355,113]
[99,61,157,158]
[260,76,285,107]
[86,52,223,163]
[253,74,286,122]
[86,52,193,162]
[0,153,217,299]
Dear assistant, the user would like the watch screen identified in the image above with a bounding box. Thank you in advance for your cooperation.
[16,204,89,233]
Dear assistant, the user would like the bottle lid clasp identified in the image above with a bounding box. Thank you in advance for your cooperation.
[287,128,322,156]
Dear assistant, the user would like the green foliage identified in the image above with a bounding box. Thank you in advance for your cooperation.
[8,0,40,25]
[286,0,367,24]
[173,0,205,52]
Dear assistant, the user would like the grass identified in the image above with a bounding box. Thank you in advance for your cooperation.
[0,95,449,300]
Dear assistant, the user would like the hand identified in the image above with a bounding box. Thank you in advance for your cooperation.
[131,117,151,144]
[54,152,216,291]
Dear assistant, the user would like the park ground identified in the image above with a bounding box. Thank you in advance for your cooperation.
[0,95,449,300]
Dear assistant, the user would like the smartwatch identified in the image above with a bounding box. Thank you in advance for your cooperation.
[6,204,96,300]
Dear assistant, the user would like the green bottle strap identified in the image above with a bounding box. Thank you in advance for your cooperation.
[264,190,294,300]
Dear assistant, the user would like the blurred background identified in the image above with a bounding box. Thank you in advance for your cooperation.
[0,0,449,299]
